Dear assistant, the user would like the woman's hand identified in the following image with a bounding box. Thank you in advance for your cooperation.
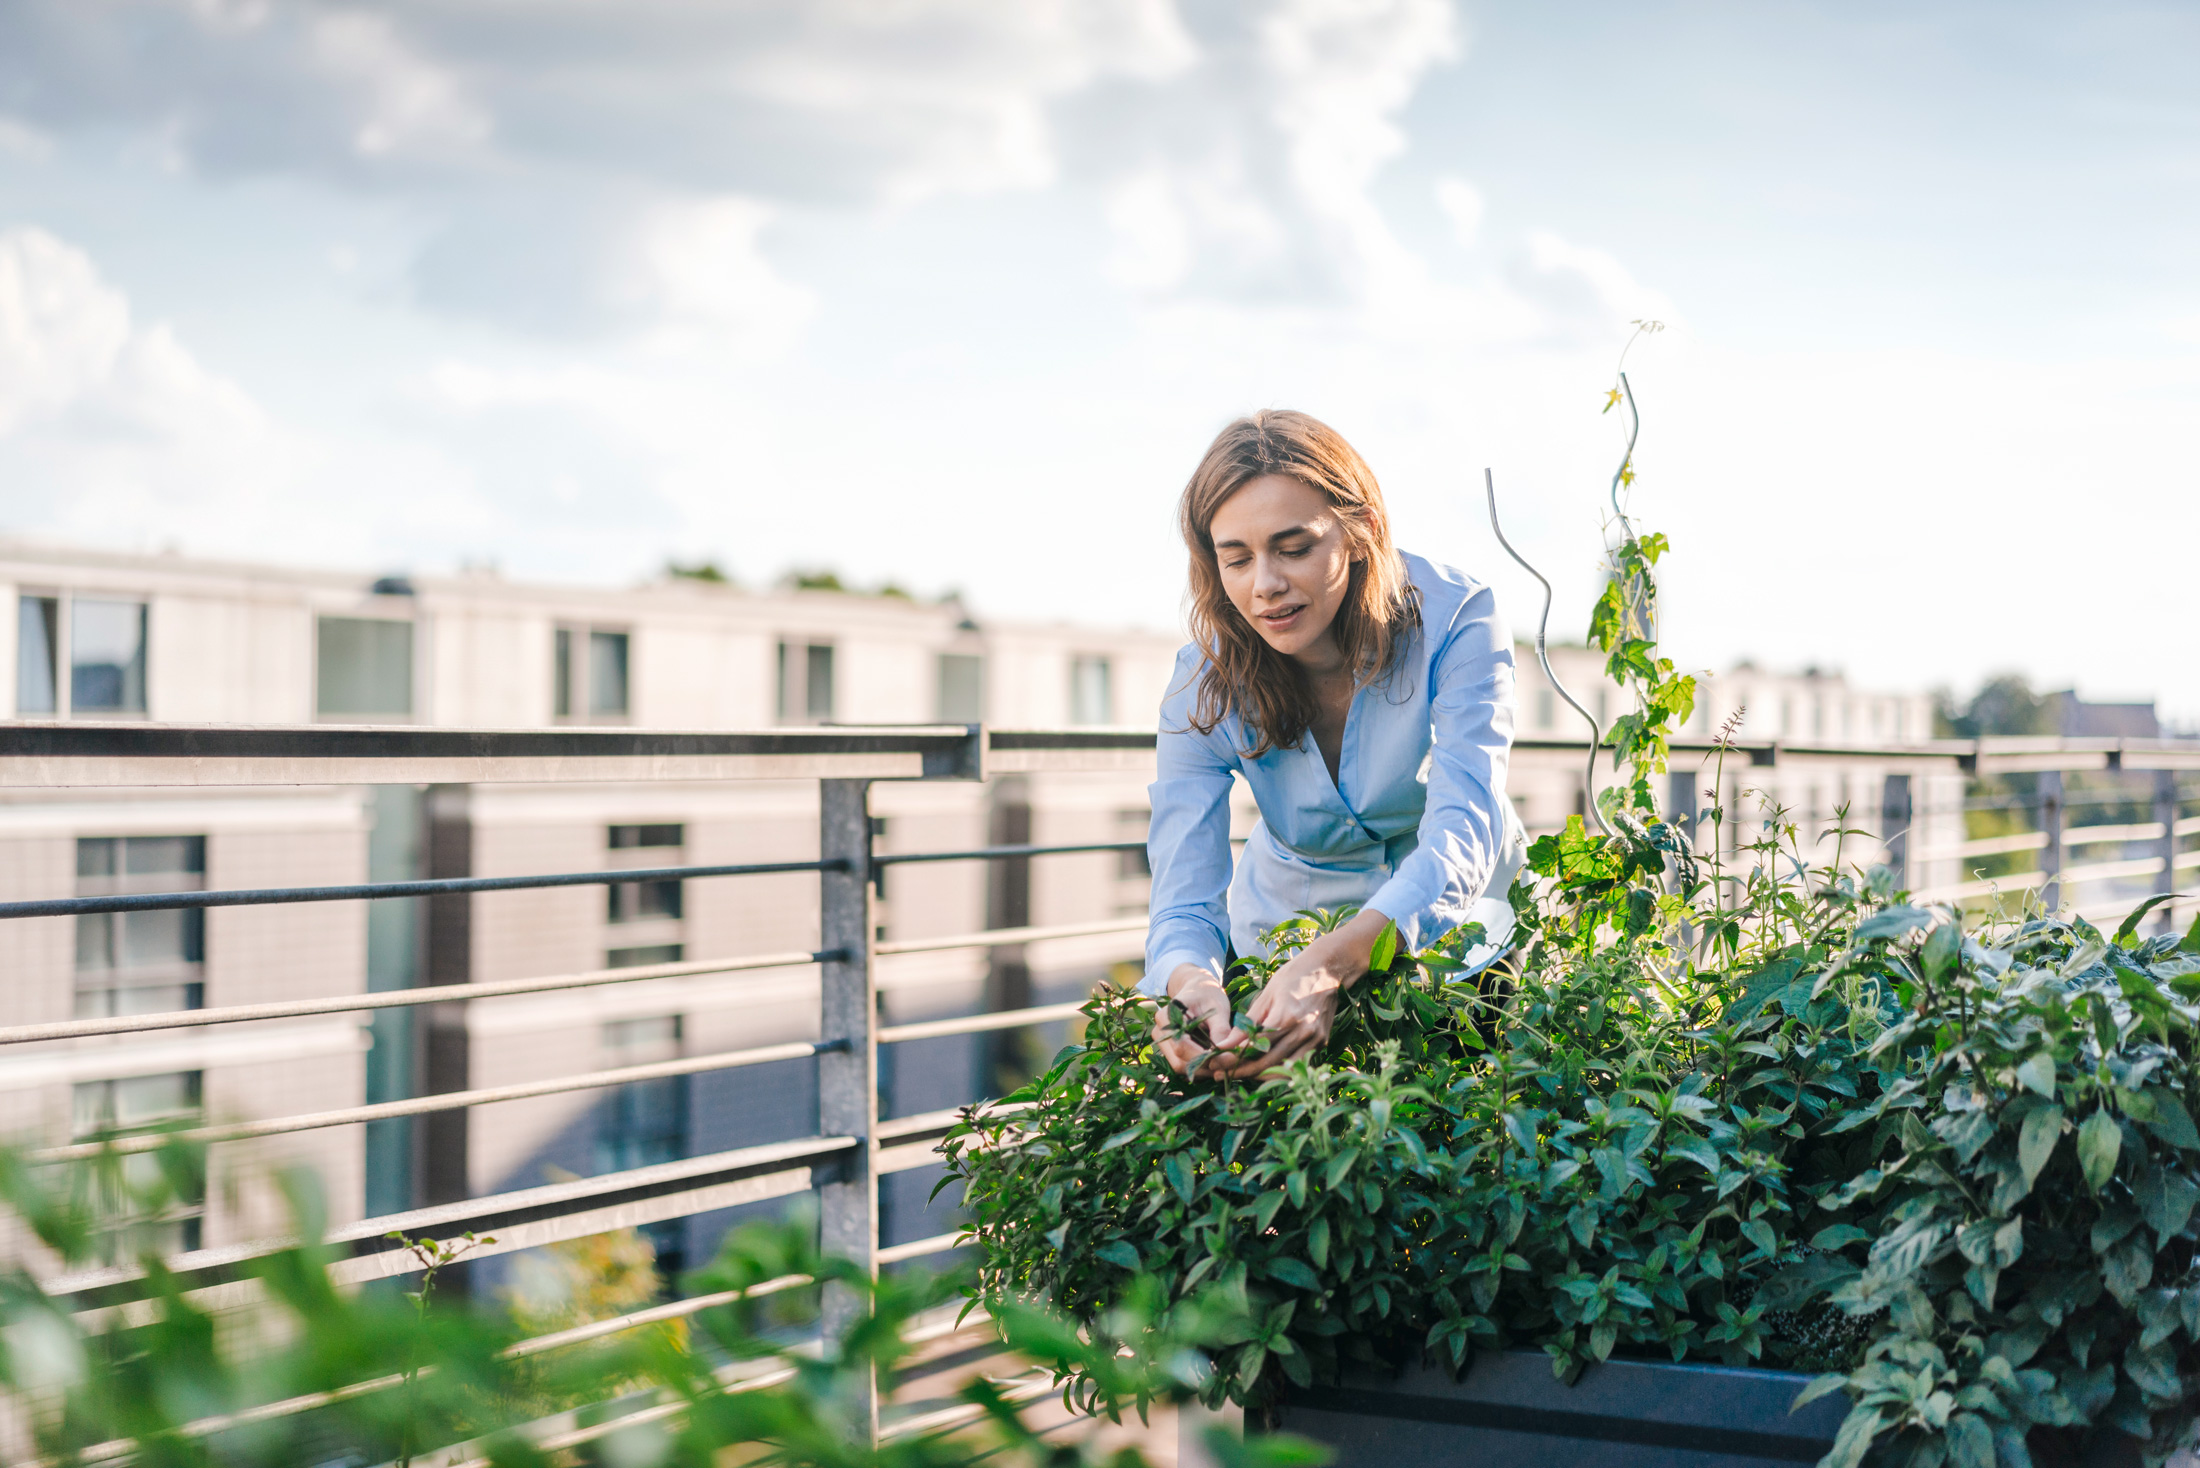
[1152,964,1233,1077]
[1203,909,1393,1081]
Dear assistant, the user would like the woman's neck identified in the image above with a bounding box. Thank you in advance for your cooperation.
[1291,630,1351,682]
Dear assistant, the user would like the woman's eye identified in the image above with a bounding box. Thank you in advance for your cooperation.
[1283,546,1310,559]
[1222,558,1250,572]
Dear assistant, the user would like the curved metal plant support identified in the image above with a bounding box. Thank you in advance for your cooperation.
[1484,468,1612,837]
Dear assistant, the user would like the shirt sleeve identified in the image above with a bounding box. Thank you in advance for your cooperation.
[1365,582,1516,949]
[1139,649,1237,997]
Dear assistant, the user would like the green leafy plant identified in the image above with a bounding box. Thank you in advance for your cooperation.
[0,1140,1324,1468]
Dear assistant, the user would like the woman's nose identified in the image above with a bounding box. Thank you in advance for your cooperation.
[1252,556,1290,600]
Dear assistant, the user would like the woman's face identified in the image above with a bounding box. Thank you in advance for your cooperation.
[1209,473,1357,668]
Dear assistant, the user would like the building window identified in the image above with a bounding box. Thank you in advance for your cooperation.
[776,641,835,724]
[1069,655,1113,725]
[73,1071,205,1260]
[610,878,682,923]
[16,594,149,718]
[1535,688,1555,731]
[607,943,684,969]
[76,837,206,1019]
[555,627,630,720]
[936,653,984,724]
[317,616,414,719]
[597,1017,687,1174]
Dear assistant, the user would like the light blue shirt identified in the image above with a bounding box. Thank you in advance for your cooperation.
[1139,551,1524,997]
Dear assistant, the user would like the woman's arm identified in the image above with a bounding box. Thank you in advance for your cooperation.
[1143,659,1240,1075]
[1363,579,1516,947]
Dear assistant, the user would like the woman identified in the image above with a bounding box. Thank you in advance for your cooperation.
[1141,410,1524,1080]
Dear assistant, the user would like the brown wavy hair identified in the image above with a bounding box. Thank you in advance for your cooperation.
[1179,410,1421,758]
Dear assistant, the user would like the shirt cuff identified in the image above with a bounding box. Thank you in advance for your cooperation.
[1139,948,1223,998]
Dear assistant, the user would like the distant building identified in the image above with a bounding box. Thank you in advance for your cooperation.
[2047,691,2160,739]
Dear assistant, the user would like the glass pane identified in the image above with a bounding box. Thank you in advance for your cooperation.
[1071,656,1113,725]
[77,837,116,881]
[608,880,681,923]
[113,1071,200,1127]
[125,836,205,878]
[608,823,682,849]
[589,631,629,715]
[16,596,56,714]
[775,641,791,720]
[75,912,115,972]
[937,653,983,723]
[805,644,834,720]
[71,599,147,713]
[553,629,572,717]
[317,617,414,716]
[119,908,200,968]
[606,943,684,969]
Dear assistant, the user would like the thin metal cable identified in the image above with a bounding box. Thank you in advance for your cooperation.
[1485,467,1611,836]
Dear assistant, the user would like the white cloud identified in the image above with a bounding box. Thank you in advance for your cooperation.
[1508,231,1681,343]
[620,197,814,349]
[0,228,260,438]
[1435,176,1483,247]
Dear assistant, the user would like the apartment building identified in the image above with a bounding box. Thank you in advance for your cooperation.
[0,539,1942,1280]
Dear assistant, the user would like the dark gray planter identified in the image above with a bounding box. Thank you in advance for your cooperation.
[1274,1352,1848,1468]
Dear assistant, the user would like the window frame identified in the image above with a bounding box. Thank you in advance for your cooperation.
[1069,653,1114,726]
[554,624,633,723]
[314,613,419,723]
[15,590,152,720]
[775,638,837,725]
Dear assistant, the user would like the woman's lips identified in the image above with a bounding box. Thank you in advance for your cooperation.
[1260,605,1304,631]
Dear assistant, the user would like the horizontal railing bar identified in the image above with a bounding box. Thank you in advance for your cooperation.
[51,1135,856,1307]
[66,1273,818,1461]
[1915,831,2050,861]
[880,1374,1055,1443]
[441,1311,997,1468]
[37,1039,847,1161]
[876,917,1145,956]
[0,948,839,1045]
[877,1231,968,1266]
[874,840,1145,867]
[0,721,988,790]
[0,858,843,921]
[876,1106,971,1142]
[879,1001,1087,1045]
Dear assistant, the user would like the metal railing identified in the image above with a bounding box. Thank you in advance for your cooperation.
[0,721,1161,1441]
[0,721,2192,1448]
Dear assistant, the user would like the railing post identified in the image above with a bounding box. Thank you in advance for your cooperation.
[2155,770,2180,936]
[1879,773,1911,892]
[2038,770,2065,913]
[817,777,878,1438]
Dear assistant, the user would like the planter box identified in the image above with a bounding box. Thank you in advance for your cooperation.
[1268,1353,2165,1468]
[1273,1352,1848,1468]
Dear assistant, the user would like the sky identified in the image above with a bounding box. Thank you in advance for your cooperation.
[0,0,2194,719]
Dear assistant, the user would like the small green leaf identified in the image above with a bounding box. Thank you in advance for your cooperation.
[2078,1110,2123,1193]
[2015,1052,2057,1099]
[1266,1256,1321,1291]
[1095,1240,1140,1270]
[1810,1224,1871,1252]
[1367,921,1399,974]
[2019,1105,2064,1189]
[1324,1148,1362,1191]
